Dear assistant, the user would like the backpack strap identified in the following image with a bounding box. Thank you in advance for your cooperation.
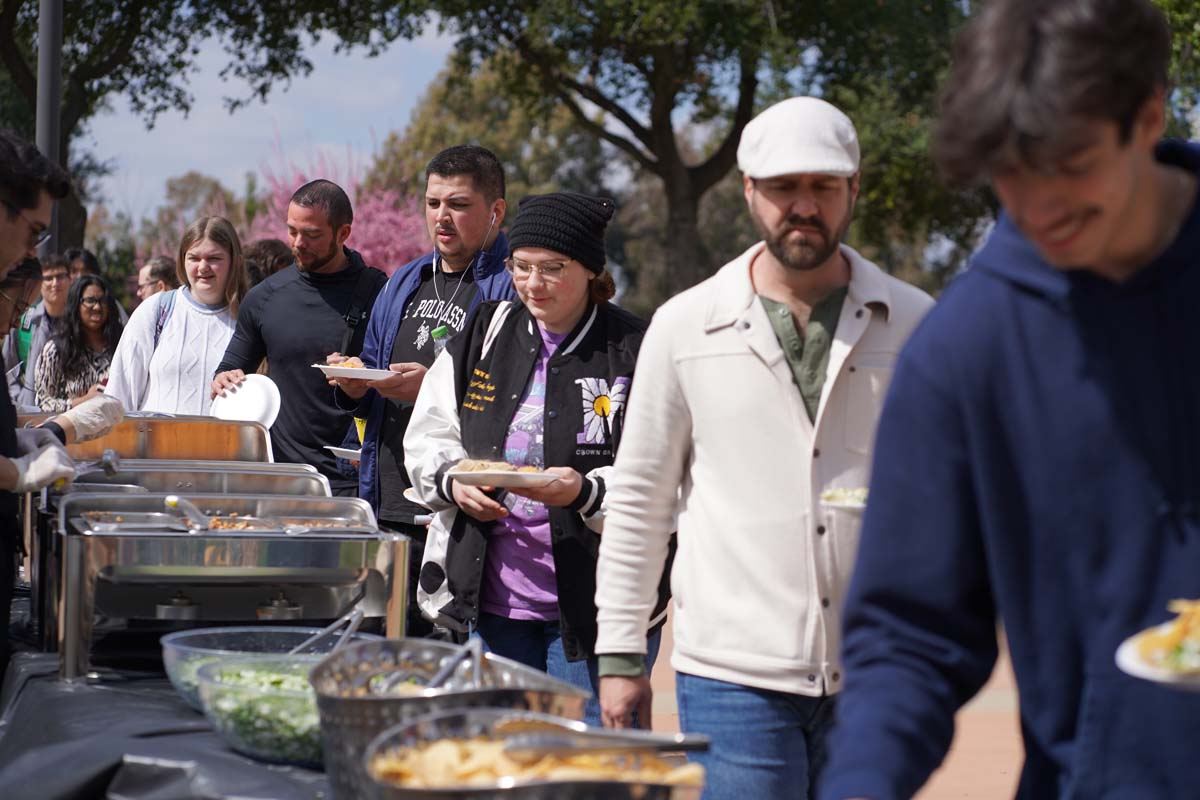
[340,268,380,355]
[153,289,178,351]
[14,308,34,373]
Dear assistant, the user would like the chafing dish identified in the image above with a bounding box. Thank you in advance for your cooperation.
[55,493,409,680]
[63,416,274,462]
[28,462,332,650]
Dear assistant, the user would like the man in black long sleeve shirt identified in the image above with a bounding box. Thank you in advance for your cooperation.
[213,180,386,495]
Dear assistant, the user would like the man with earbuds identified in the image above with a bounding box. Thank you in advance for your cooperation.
[331,145,516,635]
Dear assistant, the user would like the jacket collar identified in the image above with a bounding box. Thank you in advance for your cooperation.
[703,241,894,332]
[424,231,511,281]
[514,302,600,356]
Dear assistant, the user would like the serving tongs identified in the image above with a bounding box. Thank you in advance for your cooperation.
[164,495,211,528]
[371,636,484,695]
[286,607,366,656]
[163,495,296,533]
[54,448,121,490]
[498,720,710,763]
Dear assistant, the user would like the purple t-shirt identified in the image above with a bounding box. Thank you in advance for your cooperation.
[478,326,568,621]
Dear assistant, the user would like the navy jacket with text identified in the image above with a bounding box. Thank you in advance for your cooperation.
[821,140,1200,800]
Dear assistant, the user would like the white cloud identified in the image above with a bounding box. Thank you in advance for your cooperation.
[84,28,455,221]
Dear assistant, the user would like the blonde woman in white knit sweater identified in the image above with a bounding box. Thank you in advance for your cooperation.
[106,217,249,415]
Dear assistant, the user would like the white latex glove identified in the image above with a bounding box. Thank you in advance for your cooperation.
[53,394,125,442]
[11,436,75,493]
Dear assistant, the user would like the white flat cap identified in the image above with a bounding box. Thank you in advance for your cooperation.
[737,96,860,179]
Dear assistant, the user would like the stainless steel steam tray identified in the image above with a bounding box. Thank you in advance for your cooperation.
[74,459,318,476]
[61,493,379,537]
[62,461,329,498]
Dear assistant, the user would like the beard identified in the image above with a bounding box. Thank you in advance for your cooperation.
[294,239,340,273]
[755,203,852,272]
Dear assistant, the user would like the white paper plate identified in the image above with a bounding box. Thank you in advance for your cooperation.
[210,374,281,427]
[313,363,395,381]
[403,487,433,509]
[1115,624,1200,691]
[449,469,561,488]
[324,445,361,463]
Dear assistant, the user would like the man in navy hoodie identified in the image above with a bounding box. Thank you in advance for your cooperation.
[331,145,516,635]
[821,1,1200,798]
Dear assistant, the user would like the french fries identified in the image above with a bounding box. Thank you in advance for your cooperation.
[370,736,706,788]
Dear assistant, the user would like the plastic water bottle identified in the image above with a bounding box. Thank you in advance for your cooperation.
[431,325,450,358]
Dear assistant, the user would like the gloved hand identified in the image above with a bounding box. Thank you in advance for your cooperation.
[11,432,75,493]
[52,394,124,442]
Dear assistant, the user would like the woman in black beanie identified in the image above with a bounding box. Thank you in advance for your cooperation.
[405,192,671,725]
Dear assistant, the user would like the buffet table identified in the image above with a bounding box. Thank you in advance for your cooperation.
[0,654,329,800]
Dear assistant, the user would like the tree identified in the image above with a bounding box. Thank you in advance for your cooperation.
[382,0,971,303]
[248,148,427,275]
[367,55,614,203]
[0,0,419,247]
[366,55,653,291]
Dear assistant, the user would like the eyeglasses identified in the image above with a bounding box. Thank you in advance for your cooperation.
[0,288,32,323]
[5,204,50,249]
[137,280,157,290]
[505,257,570,282]
[42,272,69,283]
[80,296,105,308]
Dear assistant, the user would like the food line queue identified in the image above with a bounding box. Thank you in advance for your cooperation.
[2,0,1200,797]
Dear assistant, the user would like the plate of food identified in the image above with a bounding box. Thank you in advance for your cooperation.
[820,487,869,513]
[448,459,561,488]
[1116,599,1200,691]
[324,445,361,463]
[313,358,395,381]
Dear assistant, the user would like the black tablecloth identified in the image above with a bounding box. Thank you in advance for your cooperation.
[0,654,330,800]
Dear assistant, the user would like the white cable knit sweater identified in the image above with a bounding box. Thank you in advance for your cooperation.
[105,287,236,415]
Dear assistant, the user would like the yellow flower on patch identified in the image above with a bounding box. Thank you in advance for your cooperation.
[576,377,628,445]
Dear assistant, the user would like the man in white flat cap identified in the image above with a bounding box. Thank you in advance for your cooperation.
[593,97,934,798]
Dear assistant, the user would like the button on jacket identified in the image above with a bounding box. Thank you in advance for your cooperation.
[594,242,933,695]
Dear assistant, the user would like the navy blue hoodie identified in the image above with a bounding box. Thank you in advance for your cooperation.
[821,141,1200,800]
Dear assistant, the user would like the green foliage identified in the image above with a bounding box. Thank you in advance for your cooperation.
[0,0,421,249]
[84,205,139,307]
[1155,0,1200,135]
[380,0,976,306]
[365,55,611,203]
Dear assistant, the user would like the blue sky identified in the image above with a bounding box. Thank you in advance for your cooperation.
[83,29,455,222]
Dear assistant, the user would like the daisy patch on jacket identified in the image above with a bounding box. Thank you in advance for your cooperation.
[576,376,629,446]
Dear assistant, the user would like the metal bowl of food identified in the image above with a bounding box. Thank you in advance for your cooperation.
[196,655,324,767]
[310,639,590,800]
[362,708,706,799]
[162,625,383,710]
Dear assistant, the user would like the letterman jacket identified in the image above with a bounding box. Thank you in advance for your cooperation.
[405,299,672,661]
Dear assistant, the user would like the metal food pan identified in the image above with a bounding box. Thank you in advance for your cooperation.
[98,460,317,475]
[72,467,331,498]
[61,493,379,536]
[64,417,273,462]
[310,640,590,800]
[362,708,702,800]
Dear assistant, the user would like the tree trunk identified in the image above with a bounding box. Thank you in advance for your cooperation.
[657,176,710,305]
[57,98,88,250]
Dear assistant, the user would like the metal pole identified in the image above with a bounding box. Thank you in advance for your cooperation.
[35,0,63,256]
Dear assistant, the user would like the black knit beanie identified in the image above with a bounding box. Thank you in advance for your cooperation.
[507,192,615,273]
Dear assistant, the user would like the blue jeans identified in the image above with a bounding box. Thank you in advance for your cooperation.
[676,672,835,800]
[474,611,662,727]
